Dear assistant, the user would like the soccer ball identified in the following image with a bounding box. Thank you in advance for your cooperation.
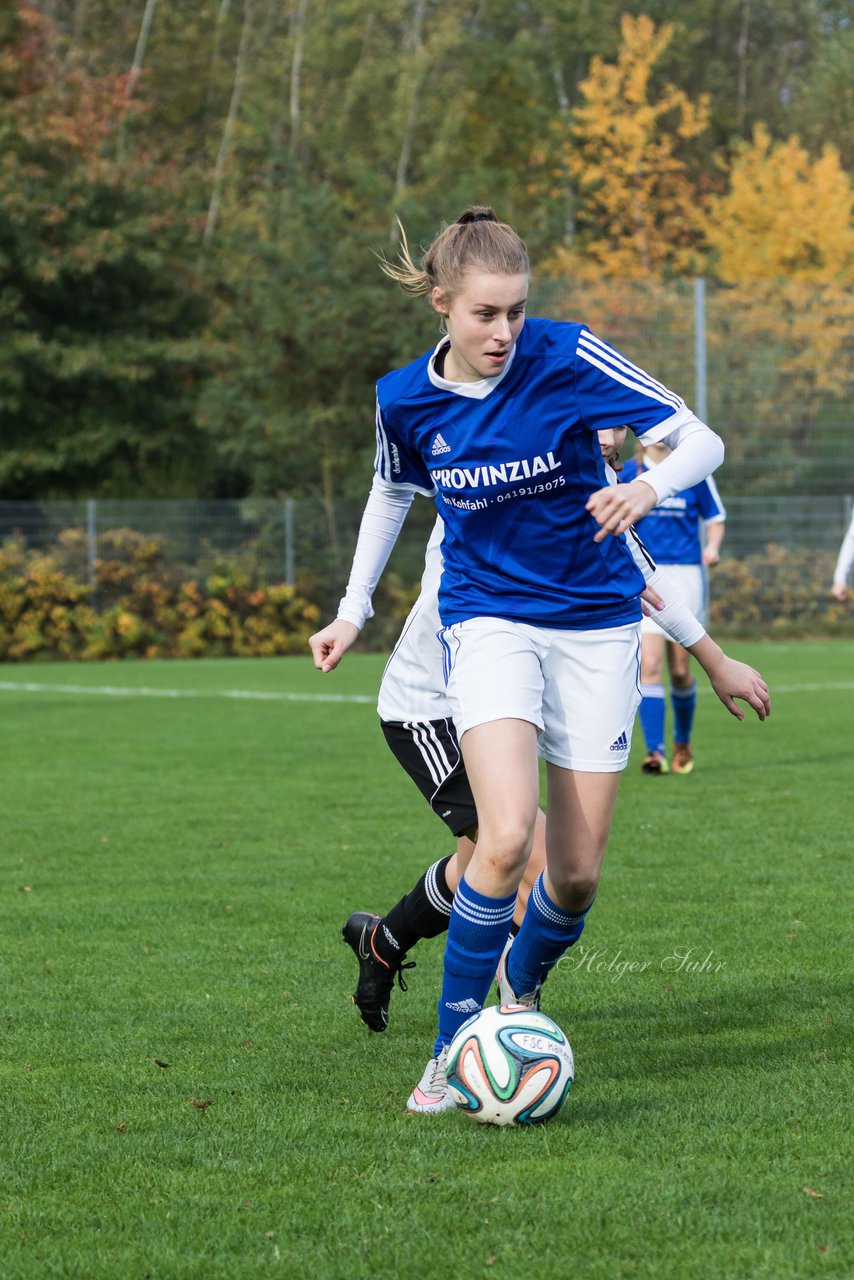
[445,1003,574,1126]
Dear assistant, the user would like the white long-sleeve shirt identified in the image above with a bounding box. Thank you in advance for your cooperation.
[832,509,854,590]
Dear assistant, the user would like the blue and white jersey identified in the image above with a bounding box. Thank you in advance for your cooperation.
[374,317,688,629]
[620,457,725,565]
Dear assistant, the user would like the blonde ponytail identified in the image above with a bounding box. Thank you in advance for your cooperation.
[379,206,530,302]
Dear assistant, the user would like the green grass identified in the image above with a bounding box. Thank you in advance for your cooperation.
[0,643,851,1279]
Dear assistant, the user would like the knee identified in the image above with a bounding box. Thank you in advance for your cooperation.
[477,820,533,880]
[548,866,600,910]
[641,657,663,684]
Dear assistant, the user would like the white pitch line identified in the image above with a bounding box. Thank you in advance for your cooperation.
[0,678,853,704]
[0,680,374,704]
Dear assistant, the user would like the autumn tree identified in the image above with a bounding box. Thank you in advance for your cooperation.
[700,126,854,494]
[546,13,711,279]
[704,124,854,283]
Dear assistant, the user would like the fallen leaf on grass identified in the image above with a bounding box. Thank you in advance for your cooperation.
[153,1059,171,1069]
[803,1187,824,1198]
[19,886,32,893]
[190,1098,213,1111]
[116,1123,127,1133]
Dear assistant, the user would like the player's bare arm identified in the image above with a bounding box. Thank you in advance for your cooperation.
[309,619,360,673]
[687,634,771,721]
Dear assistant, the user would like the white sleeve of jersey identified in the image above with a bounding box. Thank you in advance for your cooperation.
[336,474,415,629]
[832,509,854,588]
[636,410,725,502]
[625,527,707,649]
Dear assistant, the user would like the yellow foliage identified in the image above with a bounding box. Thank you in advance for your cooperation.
[546,14,710,279]
[0,534,320,661]
[704,125,854,283]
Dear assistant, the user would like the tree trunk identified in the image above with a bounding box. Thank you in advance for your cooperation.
[203,0,255,250]
[736,0,752,138]
[127,0,157,98]
[390,0,427,237]
[289,0,309,161]
[541,15,575,245]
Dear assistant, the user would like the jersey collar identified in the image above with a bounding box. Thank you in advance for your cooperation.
[427,336,517,400]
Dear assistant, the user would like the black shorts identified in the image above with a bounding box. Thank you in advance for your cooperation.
[381,718,478,838]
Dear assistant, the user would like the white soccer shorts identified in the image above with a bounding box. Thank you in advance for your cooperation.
[641,563,707,638]
[440,616,642,772]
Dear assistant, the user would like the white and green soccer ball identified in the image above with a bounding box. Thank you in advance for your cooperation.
[445,1003,574,1126]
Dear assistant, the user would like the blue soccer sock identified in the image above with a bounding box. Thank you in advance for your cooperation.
[507,874,593,997]
[434,876,516,1056]
[671,680,697,744]
[638,683,667,755]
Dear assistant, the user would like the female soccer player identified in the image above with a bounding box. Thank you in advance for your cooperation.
[310,206,727,1113]
[621,441,727,774]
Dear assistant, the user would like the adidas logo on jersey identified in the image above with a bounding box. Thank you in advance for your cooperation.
[609,731,629,752]
[444,997,480,1014]
[431,433,451,455]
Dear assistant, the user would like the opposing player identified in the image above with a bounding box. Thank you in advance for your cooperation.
[621,441,726,775]
[311,206,735,1113]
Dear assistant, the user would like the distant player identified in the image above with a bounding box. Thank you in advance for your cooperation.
[621,441,726,775]
[830,507,854,601]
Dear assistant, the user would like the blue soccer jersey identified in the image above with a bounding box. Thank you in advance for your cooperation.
[620,457,726,565]
[375,317,689,629]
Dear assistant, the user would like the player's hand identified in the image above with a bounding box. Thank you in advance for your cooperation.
[586,478,657,543]
[830,583,848,602]
[308,619,360,673]
[639,583,666,617]
[702,547,721,567]
[708,656,771,722]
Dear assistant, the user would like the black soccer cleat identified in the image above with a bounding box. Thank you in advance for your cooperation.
[341,911,414,1033]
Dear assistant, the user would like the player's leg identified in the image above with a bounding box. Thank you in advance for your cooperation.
[501,768,619,1001]
[344,718,546,1033]
[499,622,638,1003]
[668,641,697,773]
[638,629,669,773]
[342,717,476,1032]
[407,618,543,1112]
[408,715,540,1114]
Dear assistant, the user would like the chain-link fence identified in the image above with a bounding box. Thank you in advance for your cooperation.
[1,492,851,623]
[2,279,852,632]
[532,276,854,499]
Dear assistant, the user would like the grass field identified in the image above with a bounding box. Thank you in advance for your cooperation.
[1,642,851,1279]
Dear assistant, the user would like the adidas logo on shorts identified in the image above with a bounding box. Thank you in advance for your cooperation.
[431,433,451,455]
[609,731,629,752]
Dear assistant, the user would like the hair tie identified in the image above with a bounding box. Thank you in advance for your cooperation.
[458,209,496,226]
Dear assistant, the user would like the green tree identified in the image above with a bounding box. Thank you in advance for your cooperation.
[0,3,213,498]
